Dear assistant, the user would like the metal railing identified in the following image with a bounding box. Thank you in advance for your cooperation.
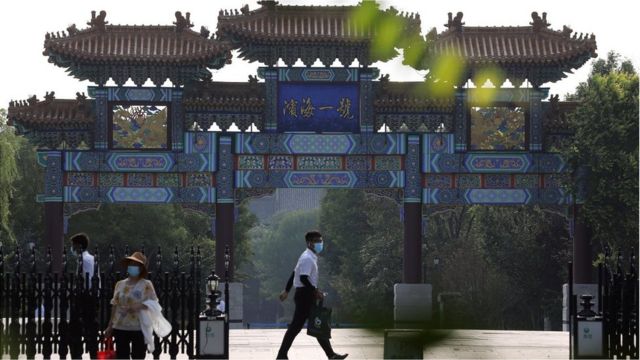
[568,247,638,359]
[0,245,204,359]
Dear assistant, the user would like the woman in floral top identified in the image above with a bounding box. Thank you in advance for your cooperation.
[104,252,158,359]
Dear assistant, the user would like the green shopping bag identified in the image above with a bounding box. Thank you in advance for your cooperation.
[307,300,332,339]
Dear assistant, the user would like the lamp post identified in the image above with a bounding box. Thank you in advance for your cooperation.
[204,271,222,318]
[197,246,231,359]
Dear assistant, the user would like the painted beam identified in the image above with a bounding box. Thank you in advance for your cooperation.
[63,186,215,203]
[234,133,406,155]
[424,152,567,174]
[422,187,568,205]
[237,155,403,171]
[235,170,404,189]
[63,151,216,173]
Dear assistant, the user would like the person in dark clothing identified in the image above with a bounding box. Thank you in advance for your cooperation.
[276,231,348,360]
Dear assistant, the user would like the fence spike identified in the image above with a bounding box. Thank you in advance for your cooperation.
[156,246,162,272]
[94,246,100,276]
[15,245,21,273]
[108,245,115,271]
[629,246,637,277]
[46,246,52,273]
[77,243,83,278]
[173,246,179,273]
[31,245,36,273]
[62,246,68,273]
[190,246,195,274]
[617,252,625,276]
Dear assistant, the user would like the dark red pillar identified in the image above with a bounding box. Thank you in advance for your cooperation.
[572,205,592,283]
[44,202,64,273]
[403,202,422,283]
[216,203,235,280]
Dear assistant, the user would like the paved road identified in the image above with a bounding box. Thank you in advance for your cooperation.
[25,328,568,359]
[231,328,569,359]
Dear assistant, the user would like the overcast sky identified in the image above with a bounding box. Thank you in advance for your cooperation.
[1,0,638,107]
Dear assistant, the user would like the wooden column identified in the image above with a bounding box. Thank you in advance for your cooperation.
[44,202,64,273]
[572,204,592,283]
[403,134,423,283]
[403,202,423,283]
[216,135,235,280]
[215,203,234,280]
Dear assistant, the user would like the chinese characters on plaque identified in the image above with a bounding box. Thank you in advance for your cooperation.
[277,83,360,132]
[283,96,354,120]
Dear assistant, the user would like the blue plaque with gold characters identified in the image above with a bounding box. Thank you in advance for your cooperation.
[278,83,360,133]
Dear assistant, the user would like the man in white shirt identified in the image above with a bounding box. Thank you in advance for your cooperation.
[70,233,95,288]
[276,231,348,360]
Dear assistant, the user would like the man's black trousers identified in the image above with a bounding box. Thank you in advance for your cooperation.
[276,287,334,359]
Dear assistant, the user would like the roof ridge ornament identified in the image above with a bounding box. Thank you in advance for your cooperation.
[257,1,278,10]
[174,11,194,32]
[530,11,550,31]
[200,26,210,38]
[445,12,464,32]
[87,10,108,31]
[67,24,79,36]
[44,91,56,103]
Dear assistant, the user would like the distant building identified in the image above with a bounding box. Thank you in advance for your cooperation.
[249,189,326,223]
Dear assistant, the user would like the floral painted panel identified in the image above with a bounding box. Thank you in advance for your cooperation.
[112,105,168,149]
[470,106,525,150]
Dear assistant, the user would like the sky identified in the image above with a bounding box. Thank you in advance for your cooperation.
[1,0,638,108]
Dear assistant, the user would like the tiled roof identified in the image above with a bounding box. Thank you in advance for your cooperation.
[216,1,421,66]
[43,11,232,85]
[427,12,597,86]
[183,79,266,113]
[374,80,454,113]
[8,93,94,130]
[44,26,230,65]
[434,27,596,65]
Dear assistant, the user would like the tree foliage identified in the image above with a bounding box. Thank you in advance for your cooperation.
[564,51,639,252]
[319,190,402,324]
[0,109,19,244]
[68,204,215,271]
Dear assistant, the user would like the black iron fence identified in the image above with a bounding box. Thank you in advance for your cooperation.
[601,248,639,359]
[569,247,639,359]
[0,245,206,359]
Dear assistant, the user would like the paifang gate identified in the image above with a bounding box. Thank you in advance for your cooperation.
[7,2,598,286]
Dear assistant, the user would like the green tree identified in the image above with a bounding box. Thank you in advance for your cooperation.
[0,109,19,245]
[9,136,43,247]
[234,202,258,279]
[252,209,319,303]
[319,190,403,323]
[476,206,570,329]
[68,204,214,272]
[564,51,639,252]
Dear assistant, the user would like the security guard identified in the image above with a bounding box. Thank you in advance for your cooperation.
[276,230,348,360]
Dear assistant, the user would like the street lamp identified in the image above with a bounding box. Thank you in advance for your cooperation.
[204,271,222,318]
[197,262,229,358]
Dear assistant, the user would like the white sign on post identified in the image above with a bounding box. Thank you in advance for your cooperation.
[199,320,225,356]
[576,320,603,357]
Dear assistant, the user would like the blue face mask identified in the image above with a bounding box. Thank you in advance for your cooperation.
[127,265,141,277]
[313,242,324,254]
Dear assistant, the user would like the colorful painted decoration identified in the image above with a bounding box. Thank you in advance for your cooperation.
[112,104,168,149]
[469,106,525,150]
[277,83,360,132]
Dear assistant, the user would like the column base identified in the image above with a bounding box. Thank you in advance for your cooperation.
[220,282,244,329]
[394,283,432,325]
[562,283,598,332]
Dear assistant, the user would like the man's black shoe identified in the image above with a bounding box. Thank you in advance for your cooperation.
[328,353,348,359]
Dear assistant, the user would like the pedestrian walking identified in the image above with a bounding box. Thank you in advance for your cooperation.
[276,231,348,360]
